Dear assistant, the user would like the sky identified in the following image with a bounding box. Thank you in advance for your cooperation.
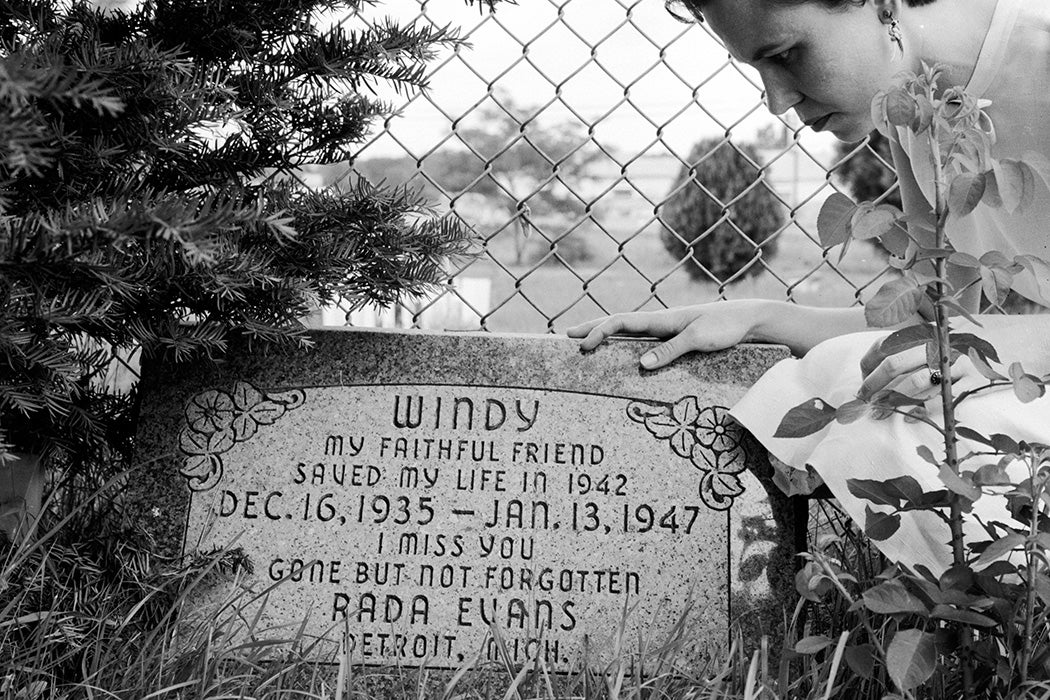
[333,0,837,163]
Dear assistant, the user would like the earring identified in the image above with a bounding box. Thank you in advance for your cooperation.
[883,10,904,57]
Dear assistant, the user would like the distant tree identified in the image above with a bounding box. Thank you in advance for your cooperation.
[754,122,790,150]
[832,131,902,208]
[424,95,598,264]
[660,139,785,282]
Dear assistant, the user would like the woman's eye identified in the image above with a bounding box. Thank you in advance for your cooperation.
[772,48,794,64]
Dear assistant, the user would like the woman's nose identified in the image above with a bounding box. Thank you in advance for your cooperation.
[761,72,802,116]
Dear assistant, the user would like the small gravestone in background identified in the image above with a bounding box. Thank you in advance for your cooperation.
[132,329,790,675]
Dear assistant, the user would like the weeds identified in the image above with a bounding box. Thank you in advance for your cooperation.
[0,475,841,699]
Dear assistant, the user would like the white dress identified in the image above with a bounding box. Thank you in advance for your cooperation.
[731,0,1050,575]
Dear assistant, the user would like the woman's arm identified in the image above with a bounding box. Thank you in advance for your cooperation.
[569,138,984,368]
[568,301,875,367]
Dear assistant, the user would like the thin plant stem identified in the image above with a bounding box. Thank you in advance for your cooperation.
[1020,447,1049,683]
[927,120,975,700]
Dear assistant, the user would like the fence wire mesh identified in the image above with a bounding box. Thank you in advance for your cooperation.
[91,0,901,396]
[306,0,898,334]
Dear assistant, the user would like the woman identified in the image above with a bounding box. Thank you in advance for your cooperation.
[568,0,1050,574]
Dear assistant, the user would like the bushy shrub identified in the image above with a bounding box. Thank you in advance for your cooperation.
[659,139,784,282]
[833,131,902,208]
[0,0,500,478]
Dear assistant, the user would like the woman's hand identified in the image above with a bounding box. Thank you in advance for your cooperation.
[566,301,762,369]
[857,339,968,402]
[857,314,1050,401]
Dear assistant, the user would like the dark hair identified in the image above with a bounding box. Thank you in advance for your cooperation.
[666,0,937,24]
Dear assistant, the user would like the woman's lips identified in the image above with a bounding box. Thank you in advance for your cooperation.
[808,114,833,132]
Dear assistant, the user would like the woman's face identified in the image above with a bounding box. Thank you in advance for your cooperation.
[703,0,899,142]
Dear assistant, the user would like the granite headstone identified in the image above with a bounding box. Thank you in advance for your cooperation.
[132,328,790,673]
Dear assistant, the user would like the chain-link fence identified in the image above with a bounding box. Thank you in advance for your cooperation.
[306,0,898,334]
[101,0,900,394]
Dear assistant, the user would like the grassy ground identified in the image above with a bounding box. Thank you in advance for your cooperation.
[0,517,836,700]
[394,192,889,335]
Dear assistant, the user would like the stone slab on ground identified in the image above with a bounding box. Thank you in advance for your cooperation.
[132,328,790,675]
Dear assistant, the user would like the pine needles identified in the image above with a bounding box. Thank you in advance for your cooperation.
[0,0,485,470]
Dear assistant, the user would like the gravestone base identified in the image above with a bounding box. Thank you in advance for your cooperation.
[132,328,794,684]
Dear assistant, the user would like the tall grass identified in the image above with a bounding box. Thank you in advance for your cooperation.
[0,472,970,700]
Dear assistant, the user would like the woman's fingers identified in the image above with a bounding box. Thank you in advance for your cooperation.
[572,316,631,351]
[858,345,926,400]
[881,365,944,401]
[639,334,694,370]
[859,344,970,401]
[568,304,751,368]
[568,312,673,351]
[565,318,602,339]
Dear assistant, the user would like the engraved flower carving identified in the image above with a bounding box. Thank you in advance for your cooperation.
[643,396,700,458]
[186,390,236,435]
[229,381,289,441]
[179,425,235,491]
[627,398,748,511]
[693,406,740,453]
[178,382,305,492]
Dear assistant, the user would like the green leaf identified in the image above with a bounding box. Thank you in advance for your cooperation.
[1012,373,1045,404]
[771,463,824,497]
[864,504,901,541]
[885,87,917,126]
[947,333,998,364]
[967,348,1005,381]
[949,251,981,268]
[911,94,934,132]
[979,265,1013,307]
[906,489,951,510]
[957,426,994,447]
[876,324,936,358]
[817,193,857,248]
[939,296,981,324]
[938,464,981,502]
[988,433,1020,454]
[844,644,876,679]
[885,475,925,503]
[870,389,925,411]
[973,463,1011,486]
[1014,255,1050,306]
[915,444,941,467]
[865,277,923,327]
[992,159,1033,214]
[948,171,985,218]
[982,167,1003,207]
[870,89,893,136]
[851,203,901,240]
[849,478,904,507]
[886,629,937,691]
[795,635,834,654]
[835,398,868,424]
[924,339,939,371]
[774,398,837,438]
[930,605,996,627]
[975,532,1025,567]
[980,250,1017,270]
[795,560,833,602]
[863,579,929,615]
[939,564,974,592]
